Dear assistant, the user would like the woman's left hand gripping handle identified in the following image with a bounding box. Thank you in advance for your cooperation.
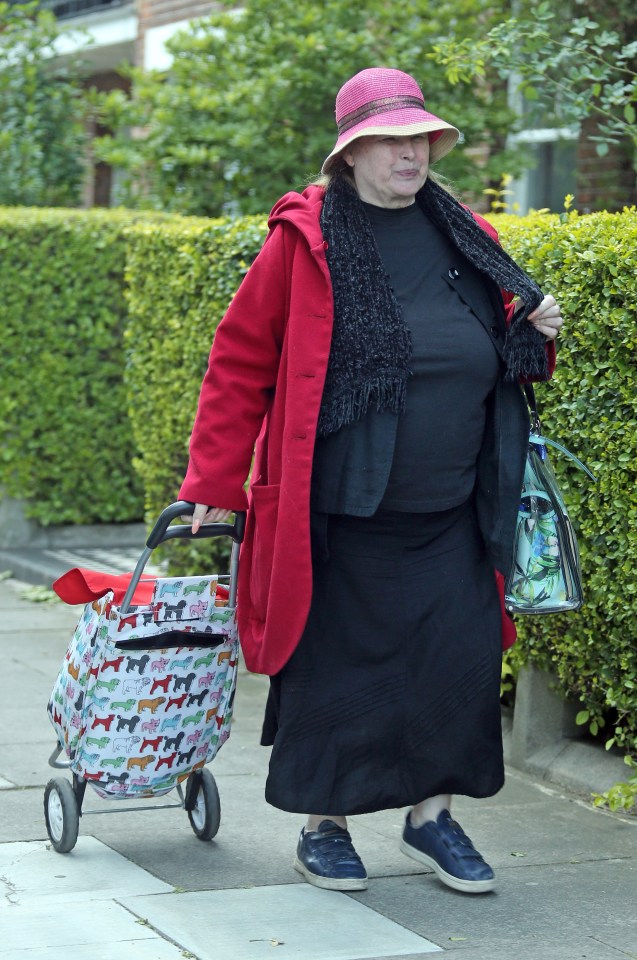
[181,503,233,533]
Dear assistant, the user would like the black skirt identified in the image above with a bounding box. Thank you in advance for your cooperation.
[261,500,504,815]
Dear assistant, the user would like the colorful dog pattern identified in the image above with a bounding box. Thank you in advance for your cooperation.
[47,573,238,799]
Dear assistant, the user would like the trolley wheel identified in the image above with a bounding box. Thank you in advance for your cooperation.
[186,769,220,841]
[44,778,80,854]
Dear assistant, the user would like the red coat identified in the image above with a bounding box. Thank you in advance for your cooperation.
[179,185,554,675]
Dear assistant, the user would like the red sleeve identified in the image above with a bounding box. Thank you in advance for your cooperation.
[178,226,289,510]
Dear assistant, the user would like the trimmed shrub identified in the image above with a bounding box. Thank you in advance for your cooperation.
[123,214,267,572]
[0,207,154,525]
[1,202,635,758]
[127,206,637,755]
[491,208,637,756]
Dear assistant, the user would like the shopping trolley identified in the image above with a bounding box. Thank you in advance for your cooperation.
[44,501,245,853]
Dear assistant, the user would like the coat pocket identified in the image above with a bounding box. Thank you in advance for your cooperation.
[249,482,281,621]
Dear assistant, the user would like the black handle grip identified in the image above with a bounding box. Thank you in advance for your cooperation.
[145,501,246,550]
[523,383,543,435]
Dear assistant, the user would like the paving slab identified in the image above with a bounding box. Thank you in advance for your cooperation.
[0,839,184,960]
[1,899,187,956]
[0,838,172,904]
[343,946,634,960]
[2,745,58,789]
[120,885,442,959]
[1,838,441,960]
[0,604,81,638]
[2,572,637,960]
[349,858,637,956]
[0,545,162,589]
[0,788,58,842]
[0,943,188,960]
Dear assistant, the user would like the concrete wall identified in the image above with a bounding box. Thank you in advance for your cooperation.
[506,665,629,797]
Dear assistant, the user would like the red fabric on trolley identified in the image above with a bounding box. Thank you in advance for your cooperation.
[52,568,156,606]
[52,568,231,607]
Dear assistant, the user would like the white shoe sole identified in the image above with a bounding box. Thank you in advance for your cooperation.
[399,839,496,894]
[294,857,368,891]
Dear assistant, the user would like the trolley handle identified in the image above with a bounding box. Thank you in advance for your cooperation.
[146,501,245,549]
[120,502,246,616]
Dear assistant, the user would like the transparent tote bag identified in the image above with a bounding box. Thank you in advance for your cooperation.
[504,386,596,615]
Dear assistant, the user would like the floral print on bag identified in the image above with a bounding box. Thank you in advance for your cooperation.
[505,437,585,614]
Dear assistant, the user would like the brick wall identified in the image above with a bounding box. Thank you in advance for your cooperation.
[138,0,217,30]
[576,116,637,213]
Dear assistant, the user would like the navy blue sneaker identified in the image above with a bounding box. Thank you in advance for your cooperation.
[400,809,495,893]
[294,820,368,891]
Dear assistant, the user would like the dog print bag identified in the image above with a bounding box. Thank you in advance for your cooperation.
[47,574,238,800]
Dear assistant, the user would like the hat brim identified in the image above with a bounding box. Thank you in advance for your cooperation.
[321,117,460,174]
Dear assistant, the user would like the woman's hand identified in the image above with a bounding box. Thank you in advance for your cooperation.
[527,295,563,341]
[181,503,233,533]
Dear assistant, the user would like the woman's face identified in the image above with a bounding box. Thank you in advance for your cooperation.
[343,134,430,208]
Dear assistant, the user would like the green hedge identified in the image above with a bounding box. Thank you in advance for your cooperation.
[1,204,636,758]
[123,214,267,573]
[0,207,148,525]
[126,206,637,756]
[490,208,637,756]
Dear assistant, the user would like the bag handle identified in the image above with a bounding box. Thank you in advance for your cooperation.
[520,488,555,502]
[523,385,596,482]
[523,383,541,432]
[120,502,246,615]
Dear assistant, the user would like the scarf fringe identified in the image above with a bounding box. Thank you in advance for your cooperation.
[317,376,408,438]
[503,303,549,381]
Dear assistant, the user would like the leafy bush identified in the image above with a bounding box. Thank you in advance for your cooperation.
[126,204,637,761]
[491,207,637,758]
[0,2,90,207]
[94,0,522,217]
[1,202,635,763]
[123,214,267,571]
[0,207,147,524]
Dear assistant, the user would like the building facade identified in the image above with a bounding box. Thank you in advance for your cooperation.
[48,0,216,70]
[45,0,220,204]
[38,0,637,213]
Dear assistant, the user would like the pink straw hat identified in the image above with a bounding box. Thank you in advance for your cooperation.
[322,67,460,174]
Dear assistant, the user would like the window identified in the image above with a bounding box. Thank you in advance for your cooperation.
[509,128,578,213]
[37,0,129,21]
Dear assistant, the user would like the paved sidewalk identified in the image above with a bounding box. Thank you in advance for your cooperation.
[1,574,636,960]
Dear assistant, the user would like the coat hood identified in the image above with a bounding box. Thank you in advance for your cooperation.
[268,185,326,248]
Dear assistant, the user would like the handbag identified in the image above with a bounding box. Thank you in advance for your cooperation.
[504,385,596,615]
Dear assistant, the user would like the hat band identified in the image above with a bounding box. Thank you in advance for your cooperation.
[337,95,425,135]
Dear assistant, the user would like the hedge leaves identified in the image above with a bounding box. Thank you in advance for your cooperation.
[1,203,636,756]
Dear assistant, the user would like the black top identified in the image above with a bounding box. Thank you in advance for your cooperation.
[311,200,504,516]
[365,201,500,511]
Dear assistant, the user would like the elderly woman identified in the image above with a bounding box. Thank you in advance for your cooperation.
[180,67,563,895]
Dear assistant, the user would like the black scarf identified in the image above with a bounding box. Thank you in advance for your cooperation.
[317,175,547,439]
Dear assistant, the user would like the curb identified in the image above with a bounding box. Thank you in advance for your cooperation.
[503,712,630,803]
